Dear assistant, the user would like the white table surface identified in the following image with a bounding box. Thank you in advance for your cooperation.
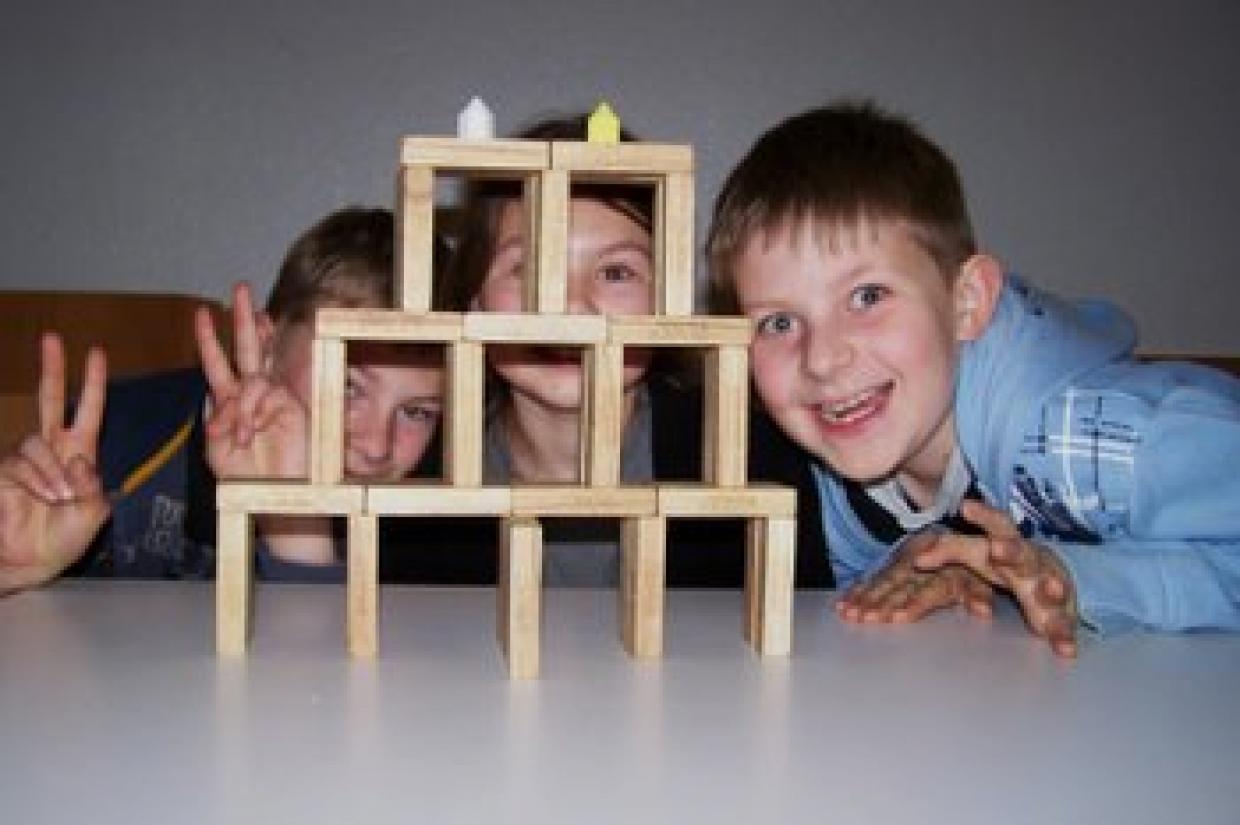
[2,580,1238,824]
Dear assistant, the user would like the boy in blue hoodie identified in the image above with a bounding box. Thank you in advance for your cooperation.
[706,101,1240,656]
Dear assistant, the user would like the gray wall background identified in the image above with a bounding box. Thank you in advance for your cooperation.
[2,0,1237,352]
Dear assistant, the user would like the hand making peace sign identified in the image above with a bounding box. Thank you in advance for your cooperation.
[0,333,111,594]
[195,282,310,482]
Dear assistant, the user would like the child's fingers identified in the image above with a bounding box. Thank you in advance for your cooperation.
[914,533,1002,586]
[889,574,954,623]
[196,306,238,401]
[1043,614,1078,658]
[960,499,1021,540]
[231,282,264,377]
[1037,569,1071,607]
[37,332,67,441]
[988,537,1041,581]
[1,451,62,503]
[836,584,876,622]
[69,346,108,459]
[17,435,72,501]
[64,453,104,500]
[235,376,273,429]
[957,571,995,619]
[254,385,303,434]
[204,395,240,443]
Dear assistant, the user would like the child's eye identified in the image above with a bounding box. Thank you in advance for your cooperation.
[399,402,442,424]
[755,312,798,337]
[849,284,888,311]
[600,263,644,283]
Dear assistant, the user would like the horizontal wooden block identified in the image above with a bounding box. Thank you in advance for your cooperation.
[511,485,658,517]
[366,484,512,516]
[463,312,608,344]
[217,481,366,515]
[400,137,549,170]
[550,142,693,175]
[608,316,752,347]
[658,484,797,518]
[316,309,463,342]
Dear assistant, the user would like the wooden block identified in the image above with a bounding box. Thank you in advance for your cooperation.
[750,516,796,656]
[550,141,693,176]
[446,340,484,486]
[620,516,665,658]
[498,517,543,680]
[347,514,379,657]
[366,484,511,516]
[316,309,463,342]
[401,137,550,170]
[608,316,752,347]
[657,172,696,316]
[658,483,796,518]
[462,312,607,344]
[742,518,765,646]
[396,165,435,312]
[520,175,541,311]
[534,170,569,313]
[583,343,625,486]
[703,345,749,486]
[310,337,346,485]
[216,511,252,655]
[217,481,365,514]
[511,486,657,518]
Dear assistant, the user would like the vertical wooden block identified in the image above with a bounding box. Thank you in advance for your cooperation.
[216,511,253,655]
[703,345,750,486]
[534,169,569,313]
[620,516,666,658]
[521,174,541,312]
[746,516,796,656]
[347,514,379,657]
[397,165,435,313]
[446,340,485,486]
[742,518,765,645]
[658,172,695,316]
[584,342,625,486]
[310,336,346,485]
[498,517,543,679]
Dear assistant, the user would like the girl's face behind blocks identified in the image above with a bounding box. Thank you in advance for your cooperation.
[733,216,994,507]
[475,198,654,412]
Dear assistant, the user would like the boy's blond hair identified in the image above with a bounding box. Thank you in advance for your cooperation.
[266,207,397,324]
[706,100,977,313]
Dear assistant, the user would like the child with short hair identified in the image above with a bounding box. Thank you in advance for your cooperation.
[0,207,445,594]
[707,101,1240,656]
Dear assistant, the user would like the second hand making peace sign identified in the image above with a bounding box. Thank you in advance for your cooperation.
[195,282,310,482]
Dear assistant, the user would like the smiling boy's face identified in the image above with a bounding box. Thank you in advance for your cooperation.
[733,216,999,506]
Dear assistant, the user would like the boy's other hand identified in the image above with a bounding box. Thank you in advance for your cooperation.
[836,530,994,624]
[914,499,1079,658]
[0,333,111,595]
[196,282,309,481]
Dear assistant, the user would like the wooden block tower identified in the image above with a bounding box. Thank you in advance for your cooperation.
[215,101,797,677]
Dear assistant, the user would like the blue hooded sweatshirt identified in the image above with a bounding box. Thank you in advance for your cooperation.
[813,275,1240,634]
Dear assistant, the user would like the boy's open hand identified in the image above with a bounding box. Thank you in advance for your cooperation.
[0,333,111,594]
[836,530,995,624]
[914,499,1079,658]
[196,282,308,481]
